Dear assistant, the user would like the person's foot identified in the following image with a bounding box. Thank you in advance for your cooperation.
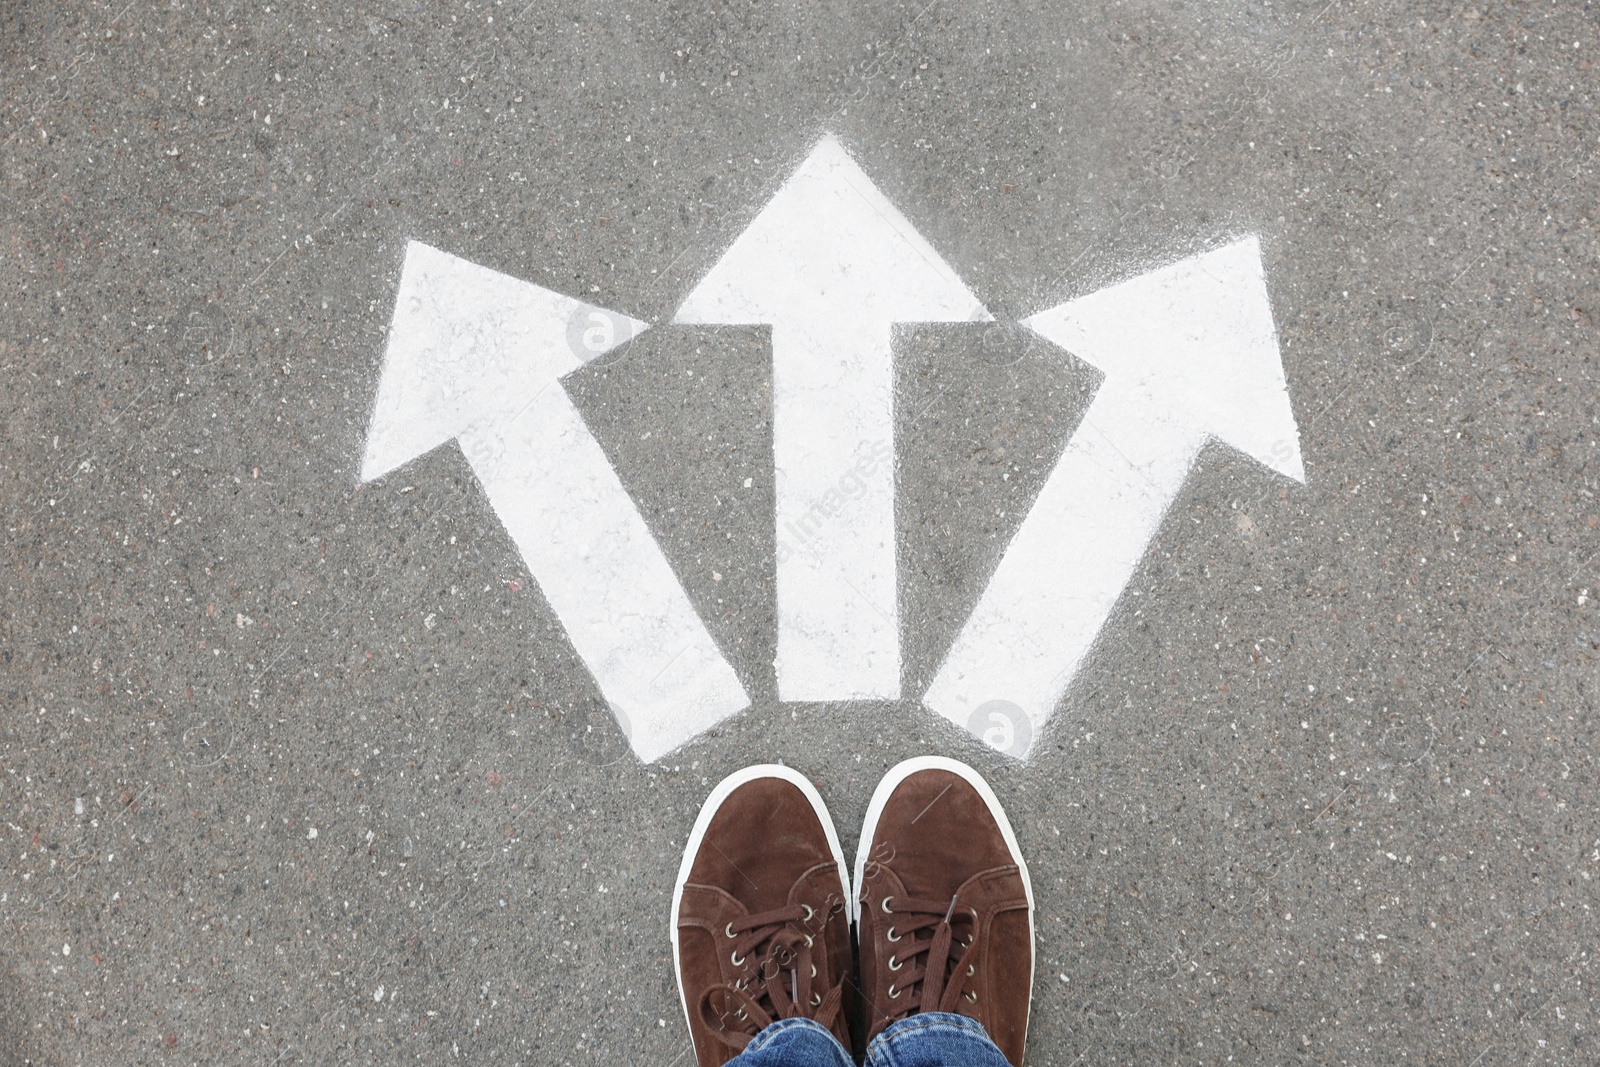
[853,756,1035,1064]
[672,765,854,1066]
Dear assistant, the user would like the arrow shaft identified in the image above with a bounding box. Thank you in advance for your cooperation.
[924,391,1205,733]
[458,385,749,762]
[772,323,899,700]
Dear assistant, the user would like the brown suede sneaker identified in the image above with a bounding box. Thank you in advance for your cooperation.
[853,756,1035,1064]
[672,765,854,1066]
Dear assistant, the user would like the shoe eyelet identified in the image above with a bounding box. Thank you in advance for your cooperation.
[880,896,894,914]
[725,922,736,938]
[810,963,817,978]
[734,978,747,990]
[887,954,902,971]
[963,991,978,1003]
[885,926,901,942]
[887,983,901,999]
[731,951,746,966]
[810,992,821,1007]
[967,964,975,976]
[800,903,814,921]
[803,933,814,948]
[736,1008,749,1020]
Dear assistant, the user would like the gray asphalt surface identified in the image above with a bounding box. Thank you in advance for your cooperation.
[4,1,1599,1063]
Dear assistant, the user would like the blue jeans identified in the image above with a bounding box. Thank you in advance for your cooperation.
[728,1013,1014,1067]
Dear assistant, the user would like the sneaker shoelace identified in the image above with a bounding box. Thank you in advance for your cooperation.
[877,893,981,1022]
[699,899,844,1051]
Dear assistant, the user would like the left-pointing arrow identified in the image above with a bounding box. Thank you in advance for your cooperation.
[675,135,988,702]
[363,240,750,762]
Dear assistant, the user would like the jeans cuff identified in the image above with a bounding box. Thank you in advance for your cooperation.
[744,1015,844,1054]
[864,1011,1004,1067]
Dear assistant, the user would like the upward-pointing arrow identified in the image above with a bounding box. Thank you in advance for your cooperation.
[365,240,750,763]
[676,135,988,701]
[924,236,1304,756]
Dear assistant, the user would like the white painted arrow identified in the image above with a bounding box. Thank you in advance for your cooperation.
[924,236,1304,757]
[675,135,988,701]
[363,240,750,763]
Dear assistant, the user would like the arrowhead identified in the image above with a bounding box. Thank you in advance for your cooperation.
[1024,236,1305,482]
[674,135,989,328]
[361,241,649,482]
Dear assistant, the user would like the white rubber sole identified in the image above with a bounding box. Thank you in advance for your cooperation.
[851,756,1035,1051]
[669,764,851,1041]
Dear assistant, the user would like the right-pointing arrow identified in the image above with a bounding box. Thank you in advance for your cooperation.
[676,135,986,702]
[923,236,1304,757]
[365,240,749,763]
